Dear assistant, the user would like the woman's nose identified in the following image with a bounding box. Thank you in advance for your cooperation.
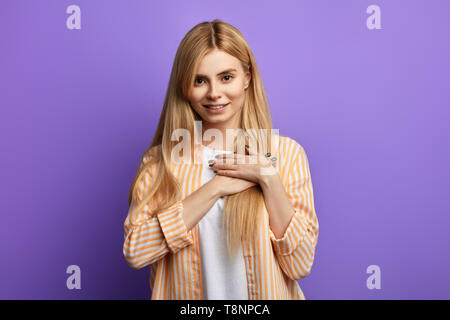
[207,82,221,100]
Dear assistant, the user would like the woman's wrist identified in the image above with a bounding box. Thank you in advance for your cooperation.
[207,176,225,198]
[258,169,279,190]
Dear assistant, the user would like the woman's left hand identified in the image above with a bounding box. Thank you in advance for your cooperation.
[210,146,278,185]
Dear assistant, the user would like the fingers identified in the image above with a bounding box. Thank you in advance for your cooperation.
[214,153,258,165]
[215,169,241,178]
[214,153,246,162]
[212,162,238,170]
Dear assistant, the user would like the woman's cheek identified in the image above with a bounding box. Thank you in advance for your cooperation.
[190,89,203,102]
[227,84,244,99]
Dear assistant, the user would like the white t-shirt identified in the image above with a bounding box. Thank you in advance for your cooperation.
[198,144,249,300]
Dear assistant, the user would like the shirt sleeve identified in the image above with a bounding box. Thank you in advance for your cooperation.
[269,139,319,280]
[122,151,194,270]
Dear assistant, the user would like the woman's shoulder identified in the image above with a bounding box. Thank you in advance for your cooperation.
[276,134,305,156]
[276,135,311,179]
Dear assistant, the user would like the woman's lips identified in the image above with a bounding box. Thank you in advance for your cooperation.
[202,103,230,113]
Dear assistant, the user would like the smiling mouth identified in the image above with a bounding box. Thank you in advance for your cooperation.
[203,103,230,110]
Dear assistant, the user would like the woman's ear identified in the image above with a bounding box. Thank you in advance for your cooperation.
[245,70,251,89]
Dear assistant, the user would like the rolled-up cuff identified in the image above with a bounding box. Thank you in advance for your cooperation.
[269,209,308,256]
[157,200,193,254]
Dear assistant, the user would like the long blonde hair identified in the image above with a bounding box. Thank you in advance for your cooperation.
[128,19,276,257]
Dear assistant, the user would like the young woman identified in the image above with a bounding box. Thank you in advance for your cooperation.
[123,19,319,300]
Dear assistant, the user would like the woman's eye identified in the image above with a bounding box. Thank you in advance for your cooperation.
[195,75,232,85]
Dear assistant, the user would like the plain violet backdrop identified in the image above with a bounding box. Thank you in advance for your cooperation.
[1,0,449,299]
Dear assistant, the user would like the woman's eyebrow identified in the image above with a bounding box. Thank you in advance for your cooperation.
[195,68,237,78]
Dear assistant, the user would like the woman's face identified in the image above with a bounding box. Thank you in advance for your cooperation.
[188,48,251,131]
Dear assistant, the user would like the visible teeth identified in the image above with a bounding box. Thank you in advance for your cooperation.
[205,105,225,109]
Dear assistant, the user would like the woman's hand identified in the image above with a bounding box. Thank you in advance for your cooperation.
[210,146,278,186]
[210,174,257,197]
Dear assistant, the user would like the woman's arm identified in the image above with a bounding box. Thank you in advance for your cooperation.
[183,174,257,230]
[123,198,189,270]
[263,142,319,280]
[259,173,296,239]
[123,167,223,269]
[124,157,259,269]
[209,138,319,280]
[182,178,222,231]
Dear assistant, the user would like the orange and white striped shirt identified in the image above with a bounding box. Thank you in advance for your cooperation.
[123,135,319,299]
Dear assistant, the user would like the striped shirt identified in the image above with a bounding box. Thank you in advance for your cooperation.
[123,135,319,299]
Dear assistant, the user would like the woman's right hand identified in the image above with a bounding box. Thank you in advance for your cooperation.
[211,174,257,197]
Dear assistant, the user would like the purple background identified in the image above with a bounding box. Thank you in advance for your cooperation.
[1,0,449,299]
